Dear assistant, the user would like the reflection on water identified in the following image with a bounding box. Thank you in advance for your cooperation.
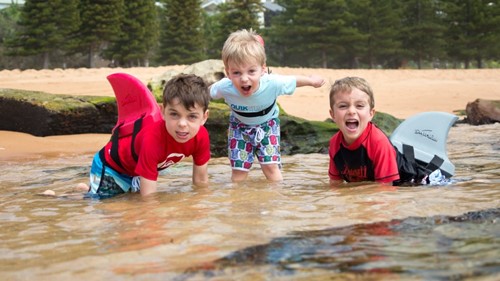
[0,123,499,280]
[185,208,499,280]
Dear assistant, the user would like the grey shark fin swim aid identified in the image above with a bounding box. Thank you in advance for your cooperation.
[390,111,458,183]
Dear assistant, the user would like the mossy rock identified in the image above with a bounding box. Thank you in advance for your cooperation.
[206,101,402,157]
[0,88,401,157]
[0,88,117,136]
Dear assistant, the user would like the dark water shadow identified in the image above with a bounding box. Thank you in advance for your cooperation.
[179,208,500,280]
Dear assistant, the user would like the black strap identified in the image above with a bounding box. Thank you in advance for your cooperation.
[131,117,143,162]
[402,143,415,163]
[109,115,145,170]
[426,155,444,171]
[97,148,107,192]
[233,100,276,117]
[110,123,125,171]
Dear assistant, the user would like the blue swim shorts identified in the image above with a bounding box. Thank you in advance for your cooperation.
[86,150,140,198]
[227,115,281,171]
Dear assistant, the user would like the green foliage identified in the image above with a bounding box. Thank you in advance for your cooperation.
[218,0,263,32]
[1,0,499,70]
[77,0,124,68]
[4,0,80,69]
[0,4,27,69]
[347,0,404,68]
[400,0,448,69]
[0,4,21,39]
[157,0,205,65]
[268,0,349,68]
[197,0,265,63]
[104,0,159,67]
[444,0,500,68]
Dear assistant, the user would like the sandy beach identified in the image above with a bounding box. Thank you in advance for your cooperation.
[1,66,499,159]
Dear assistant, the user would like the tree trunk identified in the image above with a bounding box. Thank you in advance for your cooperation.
[88,45,95,68]
[322,50,327,68]
[43,52,50,69]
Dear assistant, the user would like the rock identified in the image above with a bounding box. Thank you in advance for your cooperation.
[0,89,117,136]
[0,88,402,158]
[148,59,225,99]
[465,99,500,125]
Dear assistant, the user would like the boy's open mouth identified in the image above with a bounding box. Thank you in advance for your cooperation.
[346,120,359,130]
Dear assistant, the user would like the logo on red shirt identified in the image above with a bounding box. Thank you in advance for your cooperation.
[158,153,185,170]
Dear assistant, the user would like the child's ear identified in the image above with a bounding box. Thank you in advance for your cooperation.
[201,110,209,125]
[329,108,335,122]
[161,105,167,118]
[369,108,375,120]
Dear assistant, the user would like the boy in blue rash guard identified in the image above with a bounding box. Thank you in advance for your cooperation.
[210,29,325,182]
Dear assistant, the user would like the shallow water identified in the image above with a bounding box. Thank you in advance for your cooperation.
[0,123,499,280]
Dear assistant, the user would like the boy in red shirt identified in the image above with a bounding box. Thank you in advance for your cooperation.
[79,74,211,197]
[328,77,400,185]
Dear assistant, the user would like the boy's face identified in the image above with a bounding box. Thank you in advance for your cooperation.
[225,59,266,97]
[329,87,375,146]
[162,98,208,143]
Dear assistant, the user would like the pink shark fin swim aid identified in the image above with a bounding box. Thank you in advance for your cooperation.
[107,72,163,137]
[106,73,163,168]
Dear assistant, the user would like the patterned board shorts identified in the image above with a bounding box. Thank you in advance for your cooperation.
[86,150,140,198]
[228,116,281,171]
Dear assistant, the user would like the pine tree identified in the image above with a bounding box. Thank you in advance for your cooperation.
[77,0,124,68]
[268,0,348,68]
[400,0,447,69]
[347,0,404,69]
[204,0,263,60]
[217,0,263,35]
[157,0,205,65]
[105,0,159,67]
[5,0,80,69]
[444,0,500,68]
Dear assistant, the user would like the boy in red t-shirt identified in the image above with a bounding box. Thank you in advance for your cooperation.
[79,74,211,198]
[328,77,400,185]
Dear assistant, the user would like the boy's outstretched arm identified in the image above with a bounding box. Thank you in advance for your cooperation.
[295,75,325,88]
[192,163,209,186]
[140,177,157,196]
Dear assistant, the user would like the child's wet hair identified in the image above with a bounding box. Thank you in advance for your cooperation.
[162,74,210,112]
[329,77,375,109]
[222,29,266,69]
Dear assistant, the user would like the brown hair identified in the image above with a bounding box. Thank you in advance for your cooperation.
[329,77,375,109]
[221,29,266,69]
[162,74,210,112]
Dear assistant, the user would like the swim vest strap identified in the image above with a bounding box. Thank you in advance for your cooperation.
[397,143,445,184]
[426,155,444,172]
[110,115,144,171]
[131,117,143,163]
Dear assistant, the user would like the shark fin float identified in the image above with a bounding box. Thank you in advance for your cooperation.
[390,111,458,178]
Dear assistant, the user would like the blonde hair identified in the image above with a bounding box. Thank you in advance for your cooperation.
[222,29,266,69]
[329,77,375,109]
